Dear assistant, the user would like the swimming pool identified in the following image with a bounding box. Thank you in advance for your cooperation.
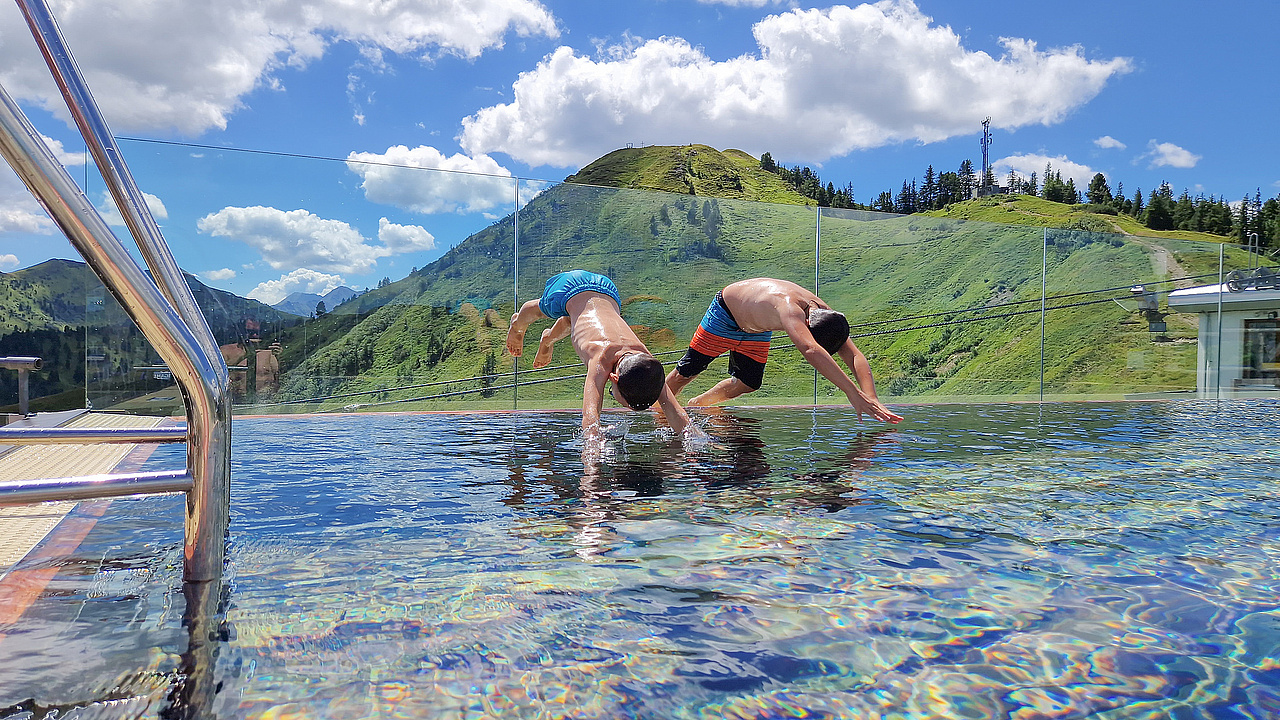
[2,400,1278,718]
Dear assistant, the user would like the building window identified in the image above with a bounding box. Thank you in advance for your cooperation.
[1243,319,1280,381]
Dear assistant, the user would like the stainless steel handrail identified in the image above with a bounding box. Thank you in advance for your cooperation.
[0,469,192,504]
[0,426,189,445]
[0,84,230,581]
[0,87,229,581]
[15,0,225,371]
[1,4,230,714]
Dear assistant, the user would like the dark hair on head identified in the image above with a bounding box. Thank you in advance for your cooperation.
[808,308,849,354]
[615,354,665,410]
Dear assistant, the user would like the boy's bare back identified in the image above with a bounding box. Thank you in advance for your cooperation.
[561,292,650,369]
[718,278,826,332]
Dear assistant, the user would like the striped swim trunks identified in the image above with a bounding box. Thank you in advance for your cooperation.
[690,291,772,364]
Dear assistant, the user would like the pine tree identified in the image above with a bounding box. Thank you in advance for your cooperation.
[922,165,937,209]
[958,160,976,199]
[1145,184,1176,230]
[1086,173,1113,205]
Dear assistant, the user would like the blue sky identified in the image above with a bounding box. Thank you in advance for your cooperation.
[1,0,1276,304]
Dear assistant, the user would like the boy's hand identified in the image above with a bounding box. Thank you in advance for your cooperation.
[849,391,902,424]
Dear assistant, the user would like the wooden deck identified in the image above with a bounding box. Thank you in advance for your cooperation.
[0,412,169,579]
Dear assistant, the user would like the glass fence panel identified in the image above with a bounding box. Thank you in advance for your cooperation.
[1040,229,1209,400]
[84,140,518,415]
[818,208,1045,404]
[1214,240,1280,398]
[0,262,88,415]
[514,181,817,409]
[0,142,90,416]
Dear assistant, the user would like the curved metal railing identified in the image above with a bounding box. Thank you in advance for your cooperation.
[0,0,230,584]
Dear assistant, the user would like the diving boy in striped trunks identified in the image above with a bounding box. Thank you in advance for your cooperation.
[506,270,695,439]
[666,278,902,424]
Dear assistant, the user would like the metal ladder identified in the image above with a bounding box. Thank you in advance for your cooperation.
[0,0,231,585]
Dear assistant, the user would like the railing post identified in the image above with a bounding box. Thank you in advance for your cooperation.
[17,368,29,416]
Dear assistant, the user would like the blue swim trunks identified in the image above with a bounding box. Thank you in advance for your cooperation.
[538,270,621,319]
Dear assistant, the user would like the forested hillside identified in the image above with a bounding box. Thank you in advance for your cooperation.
[0,260,294,410]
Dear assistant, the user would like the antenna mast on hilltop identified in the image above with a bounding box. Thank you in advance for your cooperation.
[980,117,992,191]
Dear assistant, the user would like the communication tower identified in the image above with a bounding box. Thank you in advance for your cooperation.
[980,117,992,191]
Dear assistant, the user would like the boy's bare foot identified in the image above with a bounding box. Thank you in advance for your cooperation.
[533,329,556,367]
[505,314,525,356]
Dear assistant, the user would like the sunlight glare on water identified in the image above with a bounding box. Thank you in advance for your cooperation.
[1,401,1279,719]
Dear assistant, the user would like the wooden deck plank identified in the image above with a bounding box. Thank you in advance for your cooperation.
[0,413,169,579]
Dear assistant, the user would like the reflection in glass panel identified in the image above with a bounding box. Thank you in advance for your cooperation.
[819,208,1043,403]
[1040,229,1214,400]
[0,260,88,415]
[514,180,817,409]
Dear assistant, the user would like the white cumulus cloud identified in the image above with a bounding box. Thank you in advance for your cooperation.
[1145,140,1200,169]
[378,218,435,252]
[993,153,1098,190]
[0,172,55,235]
[1094,135,1126,150]
[96,191,169,227]
[247,267,345,305]
[0,253,19,270]
[0,137,86,235]
[0,0,558,136]
[197,205,389,274]
[347,146,515,214]
[460,0,1131,168]
[199,268,236,281]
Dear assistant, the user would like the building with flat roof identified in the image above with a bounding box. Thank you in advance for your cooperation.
[1167,279,1280,396]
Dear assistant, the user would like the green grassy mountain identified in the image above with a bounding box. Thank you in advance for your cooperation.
[260,145,1243,412]
[565,144,814,204]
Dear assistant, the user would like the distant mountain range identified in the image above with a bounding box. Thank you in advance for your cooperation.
[0,258,290,336]
[272,286,357,316]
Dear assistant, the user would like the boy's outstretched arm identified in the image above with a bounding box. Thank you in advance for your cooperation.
[780,315,902,424]
[581,359,610,438]
[653,384,692,436]
[837,340,881,400]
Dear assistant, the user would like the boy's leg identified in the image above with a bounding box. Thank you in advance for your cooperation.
[666,346,716,397]
[665,367,695,396]
[506,299,548,356]
[687,377,755,406]
[533,316,571,368]
[687,351,762,406]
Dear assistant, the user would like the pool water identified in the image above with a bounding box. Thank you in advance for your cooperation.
[2,401,1279,719]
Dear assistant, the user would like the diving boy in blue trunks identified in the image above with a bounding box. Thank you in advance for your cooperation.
[665,278,902,423]
[506,270,695,439]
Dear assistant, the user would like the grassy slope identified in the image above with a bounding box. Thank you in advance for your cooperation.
[565,144,814,205]
[272,149,1238,411]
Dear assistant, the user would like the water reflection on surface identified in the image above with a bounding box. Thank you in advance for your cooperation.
[2,401,1279,718]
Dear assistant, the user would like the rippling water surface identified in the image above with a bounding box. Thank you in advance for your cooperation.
[2,401,1279,719]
